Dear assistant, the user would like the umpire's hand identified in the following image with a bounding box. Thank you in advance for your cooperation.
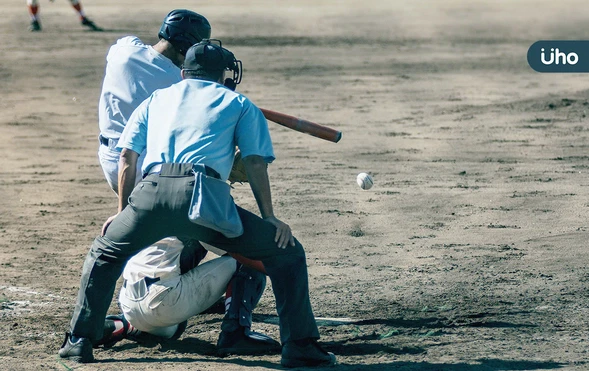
[264,216,295,249]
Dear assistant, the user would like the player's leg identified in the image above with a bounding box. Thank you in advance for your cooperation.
[97,143,144,194]
[26,0,41,31]
[217,265,281,355]
[196,206,335,367]
[97,143,120,194]
[93,237,203,348]
[69,0,102,31]
[119,256,237,336]
[200,207,320,343]
[93,314,142,348]
[59,191,170,362]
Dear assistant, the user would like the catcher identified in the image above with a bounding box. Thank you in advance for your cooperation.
[91,238,280,356]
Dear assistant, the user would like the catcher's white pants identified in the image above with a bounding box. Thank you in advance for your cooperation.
[119,256,237,338]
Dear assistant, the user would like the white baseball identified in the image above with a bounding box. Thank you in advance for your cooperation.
[356,172,373,190]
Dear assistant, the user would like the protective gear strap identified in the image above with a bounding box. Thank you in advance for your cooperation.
[221,266,266,331]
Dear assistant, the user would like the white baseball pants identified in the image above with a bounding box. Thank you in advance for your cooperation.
[118,256,237,338]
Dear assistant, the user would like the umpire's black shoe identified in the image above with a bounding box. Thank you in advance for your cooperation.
[217,327,281,356]
[281,339,336,368]
[58,332,94,363]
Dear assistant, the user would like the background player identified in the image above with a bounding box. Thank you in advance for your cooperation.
[26,0,101,32]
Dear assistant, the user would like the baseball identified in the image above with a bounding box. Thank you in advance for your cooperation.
[356,172,373,190]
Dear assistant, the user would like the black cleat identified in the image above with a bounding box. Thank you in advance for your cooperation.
[81,17,102,31]
[281,339,336,368]
[217,327,281,356]
[58,332,94,363]
[29,20,41,32]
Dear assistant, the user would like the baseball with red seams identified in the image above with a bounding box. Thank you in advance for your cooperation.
[356,172,373,190]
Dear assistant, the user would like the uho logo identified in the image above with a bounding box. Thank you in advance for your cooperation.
[528,41,588,73]
[540,48,578,65]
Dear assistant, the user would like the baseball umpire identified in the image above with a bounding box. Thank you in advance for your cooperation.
[58,39,336,367]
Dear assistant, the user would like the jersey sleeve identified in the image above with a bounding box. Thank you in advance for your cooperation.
[106,36,142,62]
[117,96,150,155]
[234,98,275,163]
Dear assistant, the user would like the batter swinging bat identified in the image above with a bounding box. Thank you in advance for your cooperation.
[260,108,342,143]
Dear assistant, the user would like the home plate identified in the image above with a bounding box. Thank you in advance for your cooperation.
[314,317,363,326]
[260,316,362,326]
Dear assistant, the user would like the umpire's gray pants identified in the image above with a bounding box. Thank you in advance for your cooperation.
[69,163,320,344]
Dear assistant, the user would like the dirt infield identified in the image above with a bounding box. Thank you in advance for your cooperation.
[2,1,589,370]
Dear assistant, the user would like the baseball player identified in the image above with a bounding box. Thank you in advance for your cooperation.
[26,0,101,32]
[58,39,336,367]
[97,9,209,194]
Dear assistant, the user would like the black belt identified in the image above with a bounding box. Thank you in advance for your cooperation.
[145,163,220,179]
[99,134,115,146]
[123,276,160,288]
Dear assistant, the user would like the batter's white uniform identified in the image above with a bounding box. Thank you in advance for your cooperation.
[119,238,237,338]
[97,36,182,193]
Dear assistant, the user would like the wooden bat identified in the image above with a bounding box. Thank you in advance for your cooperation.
[260,108,342,143]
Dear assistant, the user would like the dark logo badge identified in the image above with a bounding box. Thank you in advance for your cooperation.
[527,41,587,72]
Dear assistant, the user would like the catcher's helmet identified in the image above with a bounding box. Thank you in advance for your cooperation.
[158,9,211,56]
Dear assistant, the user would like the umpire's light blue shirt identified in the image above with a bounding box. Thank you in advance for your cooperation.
[117,79,275,181]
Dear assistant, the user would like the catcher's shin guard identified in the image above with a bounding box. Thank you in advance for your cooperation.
[221,265,266,331]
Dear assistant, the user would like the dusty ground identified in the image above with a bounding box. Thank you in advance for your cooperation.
[2,0,589,370]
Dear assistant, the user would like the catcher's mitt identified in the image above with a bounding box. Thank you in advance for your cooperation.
[228,149,248,184]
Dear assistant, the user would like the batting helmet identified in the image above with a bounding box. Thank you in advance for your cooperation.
[158,9,211,56]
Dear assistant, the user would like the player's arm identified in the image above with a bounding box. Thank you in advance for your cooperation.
[118,148,140,212]
[243,155,294,249]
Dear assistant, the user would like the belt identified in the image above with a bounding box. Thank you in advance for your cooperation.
[122,276,160,289]
[99,134,117,147]
[145,163,221,179]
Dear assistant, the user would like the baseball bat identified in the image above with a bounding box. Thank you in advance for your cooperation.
[260,108,342,143]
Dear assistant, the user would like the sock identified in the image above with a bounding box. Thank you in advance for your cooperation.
[221,278,241,332]
[111,319,126,338]
[71,2,85,20]
[28,5,38,21]
[224,278,233,313]
[111,318,141,338]
[127,323,141,338]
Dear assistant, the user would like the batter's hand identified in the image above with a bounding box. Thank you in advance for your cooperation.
[264,216,295,249]
[101,213,119,236]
